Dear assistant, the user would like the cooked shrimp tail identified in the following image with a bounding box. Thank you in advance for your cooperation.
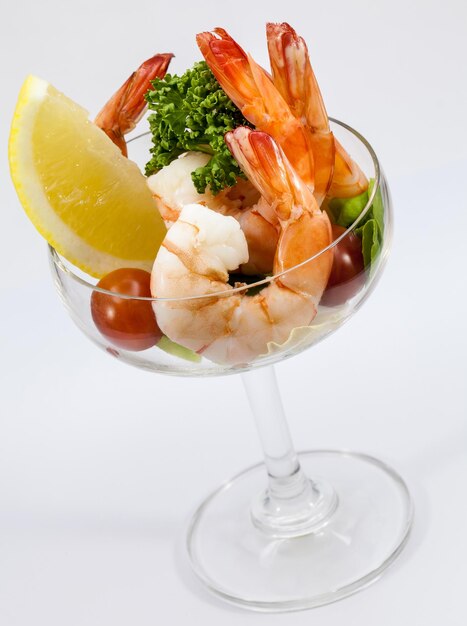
[266,22,334,203]
[329,138,368,198]
[266,22,367,199]
[95,53,173,156]
[196,28,315,191]
[196,29,255,111]
[225,128,333,301]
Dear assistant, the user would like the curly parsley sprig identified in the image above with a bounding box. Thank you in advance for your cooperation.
[145,61,251,194]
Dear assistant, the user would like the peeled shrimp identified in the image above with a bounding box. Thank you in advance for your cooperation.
[147,151,277,274]
[266,22,368,199]
[147,152,214,223]
[151,128,333,366]
[95,53,173,156]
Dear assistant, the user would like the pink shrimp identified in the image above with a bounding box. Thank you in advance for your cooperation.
[196,28,317,192]
[94,53,173,157]
[265,22,335,203]
[266,22,368,199]
[151,128,333,366]
[146,152,277,274]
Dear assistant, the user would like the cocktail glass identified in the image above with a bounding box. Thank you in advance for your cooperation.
[49,120,412,612]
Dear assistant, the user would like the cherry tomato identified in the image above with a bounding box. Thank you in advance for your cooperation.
[321,225,366,307]
[91,268,161,351]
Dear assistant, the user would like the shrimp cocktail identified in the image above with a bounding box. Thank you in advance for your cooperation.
[9,22,411,612]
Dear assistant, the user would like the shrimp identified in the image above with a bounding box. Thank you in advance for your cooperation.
[266,22,368,199]
[94,53,173,157]
[151,128,333,366]
[328,139,369,198]
[146,151,277,274]
[147,152,215,224]
[265,22,335,203]
[196,28,317,193]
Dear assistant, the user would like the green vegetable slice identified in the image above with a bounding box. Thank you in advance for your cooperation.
[157,335,202,363]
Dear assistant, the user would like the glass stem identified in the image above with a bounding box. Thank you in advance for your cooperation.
[242,366,308,498]
[241,365,338,538]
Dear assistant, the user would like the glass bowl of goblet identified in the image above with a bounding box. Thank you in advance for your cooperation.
[49,120,412,612]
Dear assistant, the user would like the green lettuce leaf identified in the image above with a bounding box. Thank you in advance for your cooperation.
[328,178,385,270]
[327,188,369,228]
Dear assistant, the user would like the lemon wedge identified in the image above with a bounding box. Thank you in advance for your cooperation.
[9,75,166,278]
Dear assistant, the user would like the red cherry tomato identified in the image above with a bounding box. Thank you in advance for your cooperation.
[321,225,366,307]
[91,268,161,351]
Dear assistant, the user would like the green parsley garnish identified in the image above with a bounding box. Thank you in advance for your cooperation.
[145,61,252,194]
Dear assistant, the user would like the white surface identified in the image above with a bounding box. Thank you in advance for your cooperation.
[1,0,466,624]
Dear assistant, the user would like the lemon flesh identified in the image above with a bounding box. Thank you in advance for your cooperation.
[9,76,166,277]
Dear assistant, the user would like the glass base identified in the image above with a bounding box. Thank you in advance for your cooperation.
[186,450,413,612]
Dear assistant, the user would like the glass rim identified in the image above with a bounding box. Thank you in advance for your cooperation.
[49,117,380,303]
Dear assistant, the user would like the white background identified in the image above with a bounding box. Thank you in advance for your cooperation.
[1,0,466,624]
